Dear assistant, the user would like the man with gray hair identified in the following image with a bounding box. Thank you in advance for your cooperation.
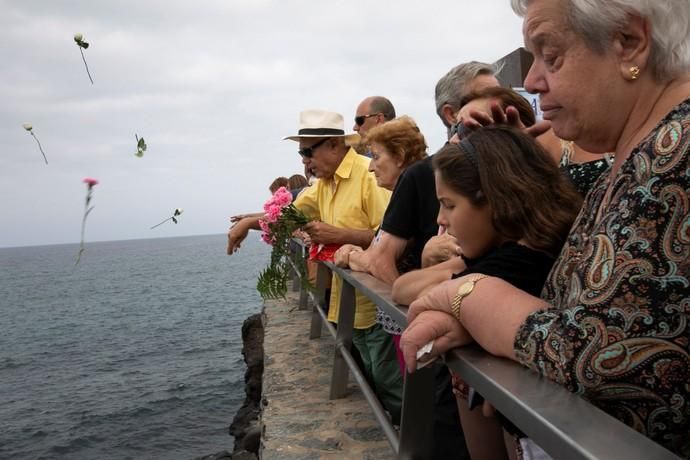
[435,61,500,138]
[353,96,396,135]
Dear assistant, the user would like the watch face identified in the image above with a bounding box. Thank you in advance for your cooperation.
[458,282,474,296]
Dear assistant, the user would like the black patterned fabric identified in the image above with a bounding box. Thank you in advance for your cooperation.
[559,140,613,197]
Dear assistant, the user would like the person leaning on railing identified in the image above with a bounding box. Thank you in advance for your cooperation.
[393,125,582,460]
[334,115,429,360]
[401,0,690,456]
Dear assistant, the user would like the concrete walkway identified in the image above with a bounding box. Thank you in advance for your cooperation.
[260,291,394,459]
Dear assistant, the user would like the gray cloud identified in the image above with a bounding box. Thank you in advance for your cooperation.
[0,0,524,247]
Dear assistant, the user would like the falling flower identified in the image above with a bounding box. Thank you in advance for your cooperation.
[22,122,48,164]
[135,134,147,157]
[76,177,99,264]
[74,32,94,84]
[151,208,184,229]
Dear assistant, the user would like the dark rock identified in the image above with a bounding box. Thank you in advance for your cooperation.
[228,313,264,456]
[241,425,262,453]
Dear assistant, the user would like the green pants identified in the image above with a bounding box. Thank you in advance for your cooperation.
[352,324,403,424]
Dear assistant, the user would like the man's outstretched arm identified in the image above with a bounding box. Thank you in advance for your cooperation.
[227,215,262,255]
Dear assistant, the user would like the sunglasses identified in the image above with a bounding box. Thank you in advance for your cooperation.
[298,137,329,158]
[354,113,381,126]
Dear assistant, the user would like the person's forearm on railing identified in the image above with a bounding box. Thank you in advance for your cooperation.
[401,277,546,371]
[340,231,406,285]
[458,277,548,359]
[392,257,464,305]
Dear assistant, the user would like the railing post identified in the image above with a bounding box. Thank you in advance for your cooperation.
[290,242,300,292]
[330,278,356,399]
[398,366,435,460]
[298,245,308,310]
[309,263,330,339]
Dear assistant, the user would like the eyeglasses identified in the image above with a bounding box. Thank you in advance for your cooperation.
[354,113,381,126]
[298,138,329,158]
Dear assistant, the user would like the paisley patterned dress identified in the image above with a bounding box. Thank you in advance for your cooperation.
[514,97,690,457]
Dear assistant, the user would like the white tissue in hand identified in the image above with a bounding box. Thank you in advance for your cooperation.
[415,340,437,370]
[416,340,434,359]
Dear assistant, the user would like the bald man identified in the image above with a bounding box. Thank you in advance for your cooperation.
[352,96,396,135]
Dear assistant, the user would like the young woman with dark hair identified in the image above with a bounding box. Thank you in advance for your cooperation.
[393,125,582,459]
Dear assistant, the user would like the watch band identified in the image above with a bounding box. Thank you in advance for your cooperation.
[451,274,490,322]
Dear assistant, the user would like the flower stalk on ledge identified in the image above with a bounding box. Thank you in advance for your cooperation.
[151,208,184,229]
[22,123,48,164]
[74,32,94,84]
[76,177,98,265]
[256,187,311,299]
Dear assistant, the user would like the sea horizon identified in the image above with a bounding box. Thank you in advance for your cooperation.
[0,231,231,250]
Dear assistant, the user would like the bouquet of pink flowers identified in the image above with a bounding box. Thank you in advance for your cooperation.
[256,187,311,299]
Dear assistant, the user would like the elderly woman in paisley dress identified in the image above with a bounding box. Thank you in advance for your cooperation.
[400,0,690,456]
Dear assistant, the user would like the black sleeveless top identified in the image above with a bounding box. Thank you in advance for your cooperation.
[559,140,613,197]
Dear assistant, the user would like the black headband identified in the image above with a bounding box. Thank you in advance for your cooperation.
[459,138,479,171]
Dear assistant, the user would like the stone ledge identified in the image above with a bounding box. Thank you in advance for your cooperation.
[260,292,393,460]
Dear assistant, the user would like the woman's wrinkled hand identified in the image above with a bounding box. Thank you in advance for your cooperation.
[400,310,473,373]
[452,101,552,141]
[407,278,458,323]
[334,244,362,268]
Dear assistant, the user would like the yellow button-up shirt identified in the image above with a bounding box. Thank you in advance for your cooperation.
[295,147,391,328]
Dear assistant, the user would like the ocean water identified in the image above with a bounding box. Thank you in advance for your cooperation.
[0,234,270,459]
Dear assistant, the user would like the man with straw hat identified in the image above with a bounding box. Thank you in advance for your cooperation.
[228,109,402,421]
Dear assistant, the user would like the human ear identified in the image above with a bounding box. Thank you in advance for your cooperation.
[442,104,457,127]
[612,14,652,80]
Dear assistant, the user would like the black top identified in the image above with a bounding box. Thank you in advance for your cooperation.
[452,240,556,437]
[558,141,613,197]
[380,156,439,272]
[452,241,555,297]
[561,160,611,197]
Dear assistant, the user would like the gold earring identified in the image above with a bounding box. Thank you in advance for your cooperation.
[629,66,640,80]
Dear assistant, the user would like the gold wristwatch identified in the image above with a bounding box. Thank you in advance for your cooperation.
[451,274,490,322]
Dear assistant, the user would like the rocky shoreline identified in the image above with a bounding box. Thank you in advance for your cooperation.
[198,313,264,460]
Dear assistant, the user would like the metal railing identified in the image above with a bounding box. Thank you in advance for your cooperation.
[285,241,679,460]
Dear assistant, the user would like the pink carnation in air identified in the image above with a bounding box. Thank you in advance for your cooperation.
[83,177,99,186]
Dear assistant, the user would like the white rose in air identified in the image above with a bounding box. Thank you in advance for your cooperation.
[22,123,33,131]
[74,33,83,41]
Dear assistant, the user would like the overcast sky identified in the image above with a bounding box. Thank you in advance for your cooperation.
[0,0,524,248]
